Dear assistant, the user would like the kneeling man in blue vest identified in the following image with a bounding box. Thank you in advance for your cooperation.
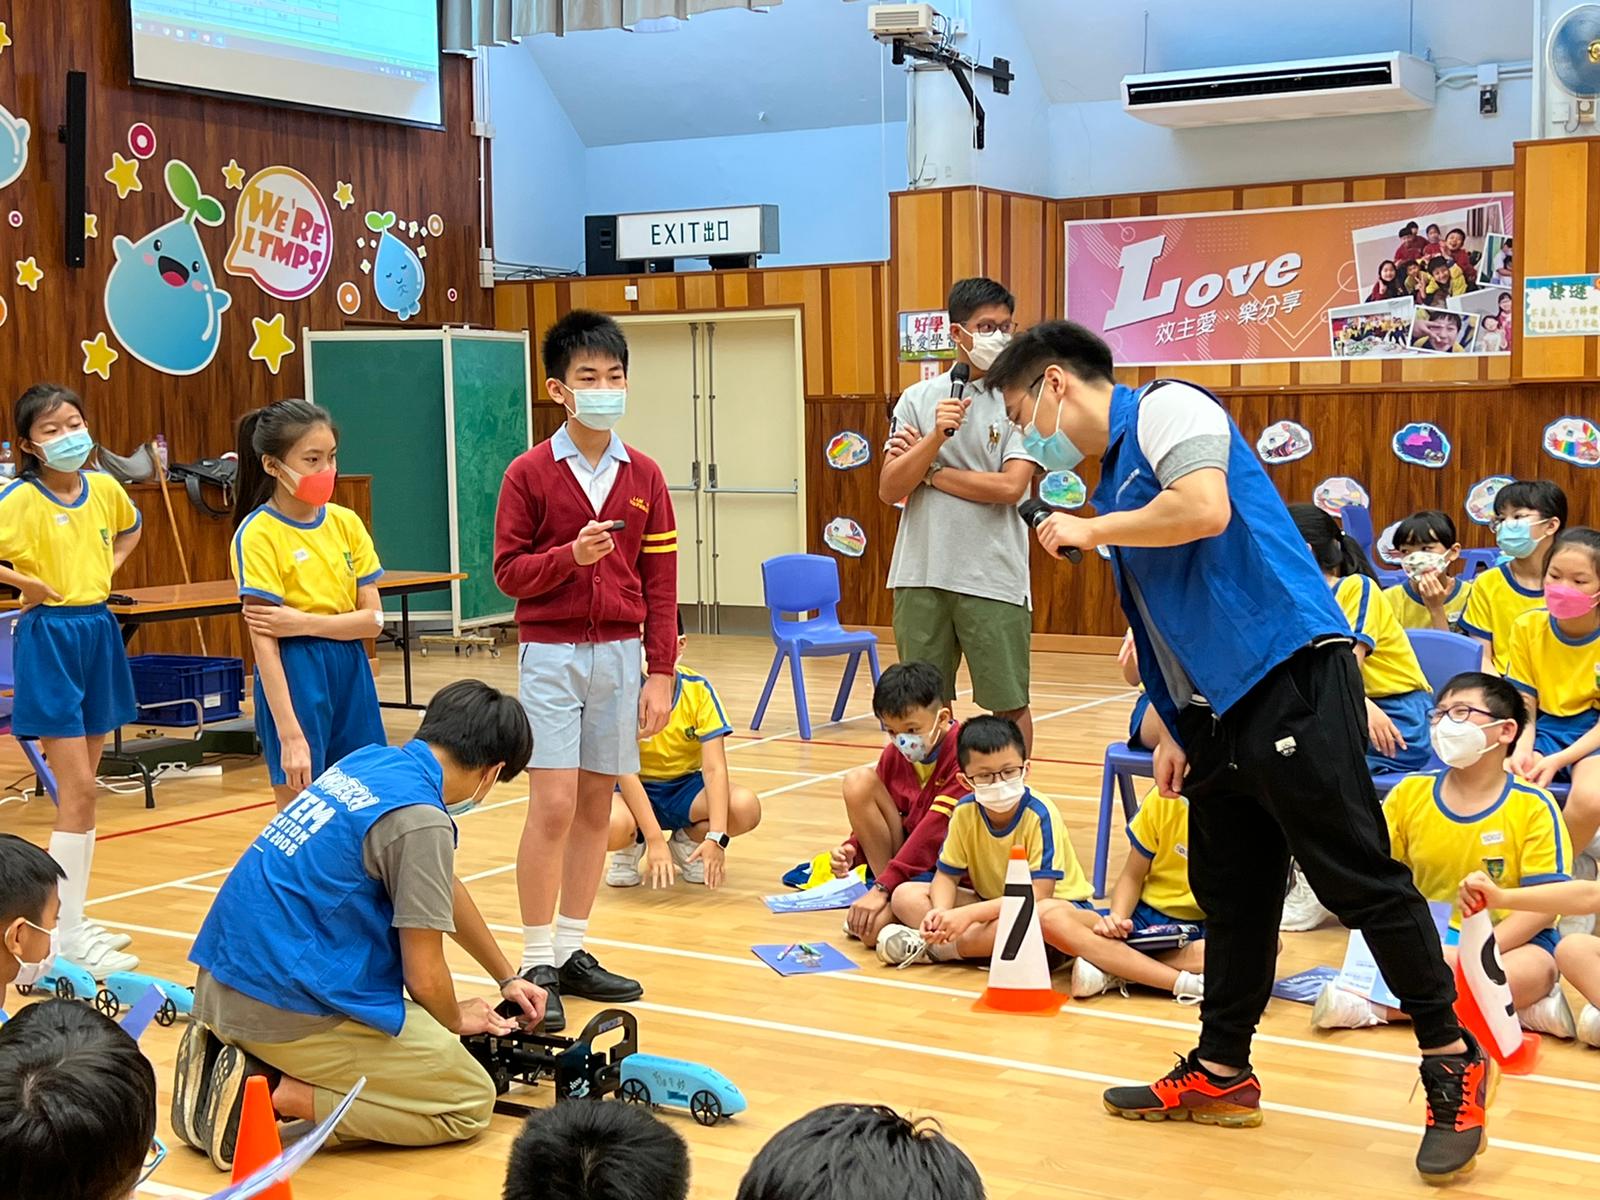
[173,680,546,1170]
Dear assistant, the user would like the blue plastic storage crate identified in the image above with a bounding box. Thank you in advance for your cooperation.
[127,655,245,726]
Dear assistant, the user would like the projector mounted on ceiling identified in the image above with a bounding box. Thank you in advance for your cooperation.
[1122,52,1436,128]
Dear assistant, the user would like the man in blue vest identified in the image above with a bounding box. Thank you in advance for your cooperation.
[984,322,1487,1185]
[177,680,545,1169]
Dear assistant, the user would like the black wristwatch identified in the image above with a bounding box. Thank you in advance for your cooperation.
[704,831,730,849]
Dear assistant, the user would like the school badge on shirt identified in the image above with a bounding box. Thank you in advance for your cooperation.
[1482,857,1506,882]
[99,527,110,547]
[343,551,354,574]
[987,422,1000,451]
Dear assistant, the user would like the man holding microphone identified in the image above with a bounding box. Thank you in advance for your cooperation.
[982,321,1487,1186]
[879,278,1039,751]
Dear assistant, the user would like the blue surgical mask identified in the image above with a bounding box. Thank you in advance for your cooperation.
[1495,517,1546,561]
[37,428,93,472]
[567,388,627,432]
[1020,379,1084,473]
[445,768,499,818]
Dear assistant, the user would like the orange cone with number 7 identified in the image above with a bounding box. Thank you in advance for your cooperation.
[230,1074,293,1199]
[1453,906,1540,1075]
[973,846,1064,1015]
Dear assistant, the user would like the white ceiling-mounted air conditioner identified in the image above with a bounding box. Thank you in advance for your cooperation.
[1121,52,1436,128]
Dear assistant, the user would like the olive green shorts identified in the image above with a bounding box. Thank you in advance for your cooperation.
[892,587,1031,713]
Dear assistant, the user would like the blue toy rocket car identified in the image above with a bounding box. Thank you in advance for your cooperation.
[618,1053,747,1126]
[93,973,195,1027]
[14,958,97,1003]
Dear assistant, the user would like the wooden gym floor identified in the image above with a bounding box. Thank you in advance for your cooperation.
[5,636,1600,1198]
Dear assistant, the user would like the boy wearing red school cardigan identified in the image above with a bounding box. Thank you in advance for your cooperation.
[493,310,678,1033]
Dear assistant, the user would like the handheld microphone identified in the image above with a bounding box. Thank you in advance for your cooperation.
[1018,497,1083,563]
[944,362,970,437]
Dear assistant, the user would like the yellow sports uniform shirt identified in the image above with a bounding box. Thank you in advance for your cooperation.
[1335,575,1430,698]
[637,666,733,781]
[1460,564,1545,674]
[1384,772,1570,926]
[1127,790,1205,921]
[937,789,1092,902]
[1384,577,1473,632]
[1506,608,1600,718]
[0,471,140,605]
[232,502,382,614]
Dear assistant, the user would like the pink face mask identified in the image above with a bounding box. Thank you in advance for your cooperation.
[1545,582,1600,620]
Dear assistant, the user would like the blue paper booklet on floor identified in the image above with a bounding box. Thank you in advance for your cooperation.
[752,942,859,976]
[1272,965,1340,1005]
[763,874,868,913]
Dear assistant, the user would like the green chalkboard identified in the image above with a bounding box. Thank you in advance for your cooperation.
[306,335,451,616]
[449,334,530,625]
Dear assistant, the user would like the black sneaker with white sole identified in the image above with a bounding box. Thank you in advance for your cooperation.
[170,1021,223,1151]
[198,1044,278,1171]
[557,950,643,1002]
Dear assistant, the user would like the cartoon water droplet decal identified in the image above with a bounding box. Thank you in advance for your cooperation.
[1465,476,1515,526]
[823,517,866,558]
[1312,476,1369,516]
[1542,416,1600,467]
[365,211,424,321]
[1392,421,1451,468]
[103,159,232,376]
[825,431,870,471]
[1255,420,1313,465]
[336,281,360,315]
[0,100,30,192]
[1039,470,1087,509]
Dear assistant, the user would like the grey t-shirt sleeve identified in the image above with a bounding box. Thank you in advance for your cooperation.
[1136,383,1231,489]
[362,806,457,932]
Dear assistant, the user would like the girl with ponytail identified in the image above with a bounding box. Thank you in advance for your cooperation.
[231,399,387,807]
[1289,503,1432,774]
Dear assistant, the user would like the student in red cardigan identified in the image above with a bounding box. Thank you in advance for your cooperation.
[493,310,678,1032]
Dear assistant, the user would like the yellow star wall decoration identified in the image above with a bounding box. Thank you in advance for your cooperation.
[249,314,295,375]
[81,332,119,380]
[84,213,98,239]
[333,181,355,210]
[105,153,142,200]
[0,23,11,56]
[15,257,42,291]
[221,158,246,190]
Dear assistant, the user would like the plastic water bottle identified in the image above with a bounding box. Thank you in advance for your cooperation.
[154,433,168,477]
[0,441,15,481]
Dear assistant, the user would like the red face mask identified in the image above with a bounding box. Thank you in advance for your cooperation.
[279,463,337,507]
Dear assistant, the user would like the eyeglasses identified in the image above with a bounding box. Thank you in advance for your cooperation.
[1426,703,1500,725]
[1489,515,1545,533]
[962,319,1015,335]
[966,765,1025,787]
[138,1136,167,1186]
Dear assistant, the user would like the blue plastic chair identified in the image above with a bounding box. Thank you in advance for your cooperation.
[0,613,58,804]
[1337,505,1404,586]
[1459,548,1498,579]
[1371,629,1485,796]
[1093,740,1152,897]
[750,555,881,740]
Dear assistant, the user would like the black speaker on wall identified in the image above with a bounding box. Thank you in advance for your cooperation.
[58,70,87,269]
[584,215,673,277]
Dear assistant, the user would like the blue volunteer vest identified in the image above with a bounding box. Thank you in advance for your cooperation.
[1090,382,1351,738]
[190,741,456,1037]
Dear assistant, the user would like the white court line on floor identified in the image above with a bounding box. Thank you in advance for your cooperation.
[445,966,1600,1168]
[171,882,220,894]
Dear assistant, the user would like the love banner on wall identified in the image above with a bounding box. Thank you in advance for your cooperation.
[1064,192,1515,365]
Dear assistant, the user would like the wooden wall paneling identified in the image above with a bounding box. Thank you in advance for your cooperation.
[949,188,981,279]
[764,268,827,395]
[1517,138,1594,381]
[982,192,1005,281]
[826,265,882,397]
[494,286,529,336]
[567,278,632,312]
[804,400,895,628]
[635,275,681,313]
[1302,181,1347,205]
[0,1,488,470]
[1007,194,1047,328]
[683,273,718,311]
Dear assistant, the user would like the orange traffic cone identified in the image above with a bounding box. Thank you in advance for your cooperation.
[973,846,1063,1016]
[230,1074,292,1199]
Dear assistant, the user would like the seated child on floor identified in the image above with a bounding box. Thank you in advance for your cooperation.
[878,717,1205,1002]
[1312,673,1574,1038]
[1074,787,1206,1001]
[831,661,963,950]
[0,999,160,1200]
[1385,509,1474,633]
[606,616,761,890]
[1461,869,1600,1047]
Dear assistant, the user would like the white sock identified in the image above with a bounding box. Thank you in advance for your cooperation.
[521,925,554,972]
[83,829,97,923]
[554,915,588,966]
[49,830,91,938]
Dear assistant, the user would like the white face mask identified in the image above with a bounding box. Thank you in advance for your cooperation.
[964,329,1012,371]
[972,776,1026,812]
[1429,716,1497,768]
[445,768,501,818]
[1401,550,1453,581]
[9,918,59,988]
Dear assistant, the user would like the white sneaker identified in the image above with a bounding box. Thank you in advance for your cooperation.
[875,923,930,968]
[605,841,645,888]
[81,922,132,951]
[1281,863,1332,932]
[1070,957,1128,998]
[1518,983,1577,1039]
[60,925,138,979]
[1311,982,1384,1030]
[668,829,705,885]
[1577,1003,1600,1048]
[1173,970,1205,1005]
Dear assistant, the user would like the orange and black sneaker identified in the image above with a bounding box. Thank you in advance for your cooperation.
[1415,1031,1491,1185]
[1103,1051,1263,1128]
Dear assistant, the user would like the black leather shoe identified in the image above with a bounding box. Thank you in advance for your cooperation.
[526,964,564,1033]
[557,950,643,1002]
